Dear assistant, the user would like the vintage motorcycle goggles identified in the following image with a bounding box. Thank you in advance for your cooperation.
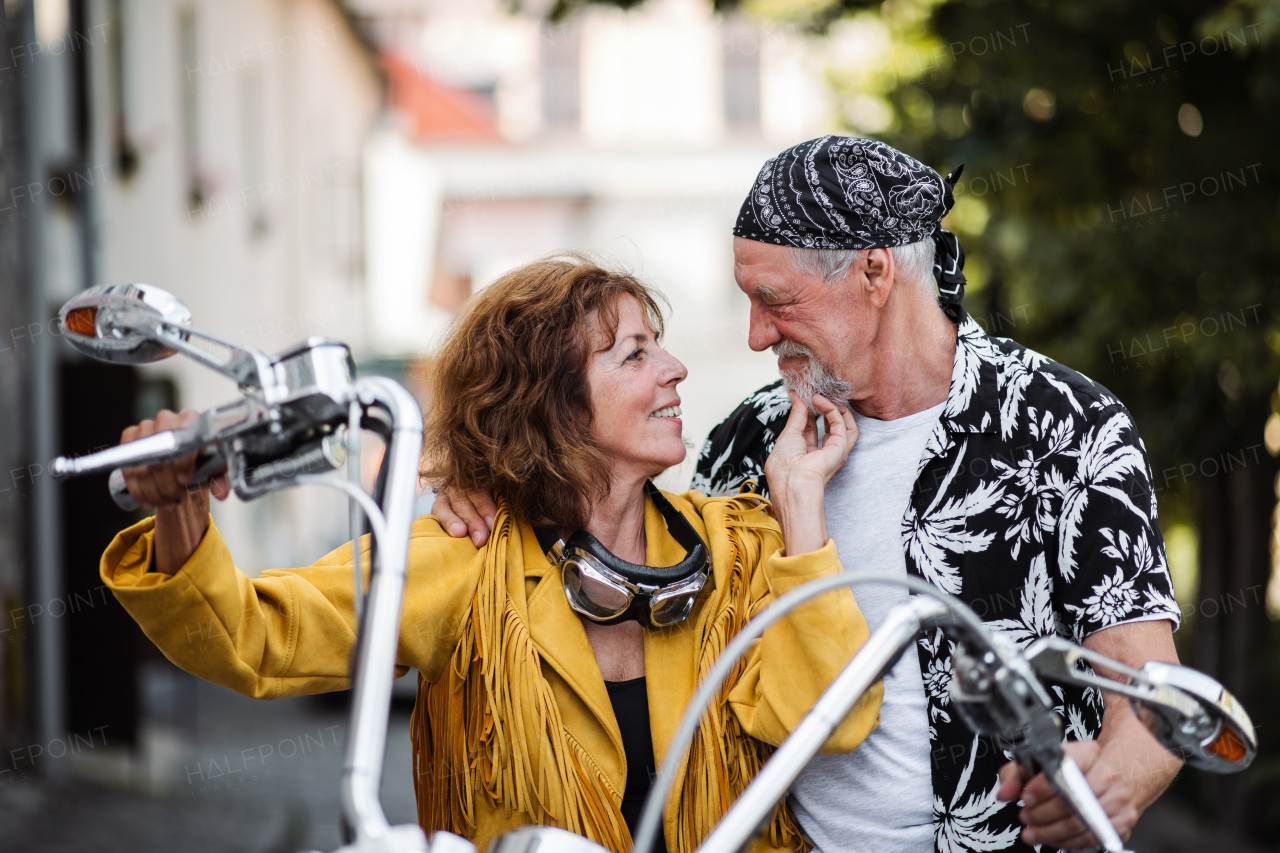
[537,481,710,629]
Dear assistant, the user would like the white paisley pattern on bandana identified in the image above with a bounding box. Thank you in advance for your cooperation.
[692,309,1181,853]
[734,135,944,249]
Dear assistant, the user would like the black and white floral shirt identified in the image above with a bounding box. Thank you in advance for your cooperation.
[693,309,1181,853]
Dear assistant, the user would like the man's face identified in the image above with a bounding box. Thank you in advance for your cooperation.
[732,236,867,406]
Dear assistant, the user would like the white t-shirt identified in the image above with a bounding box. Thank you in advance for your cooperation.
[788,401,946,853]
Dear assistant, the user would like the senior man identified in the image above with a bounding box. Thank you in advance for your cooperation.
[433,137,1183,853]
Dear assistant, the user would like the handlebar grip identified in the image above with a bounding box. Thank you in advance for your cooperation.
[108,468,139,512]
[54,429,192,479]
[1051,755,1129,852]
[108,452,227,512]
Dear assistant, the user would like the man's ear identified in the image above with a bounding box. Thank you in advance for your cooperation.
[864,247,894,309]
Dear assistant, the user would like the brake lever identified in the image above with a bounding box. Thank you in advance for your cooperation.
[52,423,207,478]
[53,397,270,511]
[1024,637,1151,702]
[53,399,255,477]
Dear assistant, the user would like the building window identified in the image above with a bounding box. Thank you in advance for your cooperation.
[105,0,139,178]
[722,17,761,132]
[540,21,580,130]
[178,6,205,212]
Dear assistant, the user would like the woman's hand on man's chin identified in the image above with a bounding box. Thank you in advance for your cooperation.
[763,392,858,556]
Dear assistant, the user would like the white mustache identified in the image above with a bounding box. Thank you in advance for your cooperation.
[772,340,816,360]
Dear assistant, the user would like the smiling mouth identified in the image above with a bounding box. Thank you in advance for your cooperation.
[650,405,682,419]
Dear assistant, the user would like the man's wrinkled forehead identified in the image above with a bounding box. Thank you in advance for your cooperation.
[733,236,800,296]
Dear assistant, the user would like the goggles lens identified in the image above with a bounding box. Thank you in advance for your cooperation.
[560,547,709,628]
[649,573,707,627]
[563,557,633,620]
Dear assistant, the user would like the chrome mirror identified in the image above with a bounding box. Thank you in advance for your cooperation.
[1131,661,1256,773]
[59,283,276,391]
[59,282,192,364]
[1024,637,1257,774]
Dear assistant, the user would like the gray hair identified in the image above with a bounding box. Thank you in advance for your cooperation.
[788,239,937,298]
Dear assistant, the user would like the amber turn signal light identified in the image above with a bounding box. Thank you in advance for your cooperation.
[64,306,98,336]
[1205,724,1249,764]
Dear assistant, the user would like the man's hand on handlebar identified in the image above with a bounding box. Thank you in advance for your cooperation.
[997,740,1137,849]
[431,487,497,547]
[120,408,231,575]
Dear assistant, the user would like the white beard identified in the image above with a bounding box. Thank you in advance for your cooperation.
[772,340,852,413]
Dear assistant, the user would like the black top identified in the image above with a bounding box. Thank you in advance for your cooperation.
[604,676,666,853]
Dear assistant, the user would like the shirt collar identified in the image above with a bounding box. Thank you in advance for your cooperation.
[939,306,1001,435]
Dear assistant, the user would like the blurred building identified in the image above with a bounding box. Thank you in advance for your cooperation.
[351,0,839,489]
[5,0,846,793]
[4,0,380,781]
[90,0,383,570]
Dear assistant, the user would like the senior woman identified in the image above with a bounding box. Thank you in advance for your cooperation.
[99,256,880,853]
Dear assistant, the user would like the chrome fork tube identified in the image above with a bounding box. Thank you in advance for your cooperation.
[696,596,948,853]
[339,377,423,842]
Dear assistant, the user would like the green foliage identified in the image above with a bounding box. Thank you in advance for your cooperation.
[532,0,666,23]
[845,1,1280,483]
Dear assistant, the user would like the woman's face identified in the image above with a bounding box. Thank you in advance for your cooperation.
[587,295,688,485]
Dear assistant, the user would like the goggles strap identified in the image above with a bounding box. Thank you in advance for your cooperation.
[534,525,564,560]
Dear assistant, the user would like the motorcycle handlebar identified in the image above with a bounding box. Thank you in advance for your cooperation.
[1049,755,1131,852]
[51,426,204,479]
[50,424,227,512]
[107,453,227,512]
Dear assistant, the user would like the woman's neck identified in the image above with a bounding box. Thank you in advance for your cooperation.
[583,475,649,564]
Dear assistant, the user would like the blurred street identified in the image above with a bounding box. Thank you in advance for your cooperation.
[0,664,417,853]
[0,668,1269,853]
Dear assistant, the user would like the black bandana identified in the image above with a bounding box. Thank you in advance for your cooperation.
[733,136,967,315]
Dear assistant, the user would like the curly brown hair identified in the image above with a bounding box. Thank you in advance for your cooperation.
[421,254,667,532]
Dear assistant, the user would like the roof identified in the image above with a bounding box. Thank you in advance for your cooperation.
[380,52,503,144]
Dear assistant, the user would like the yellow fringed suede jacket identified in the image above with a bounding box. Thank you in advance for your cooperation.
[100,489,881,853]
